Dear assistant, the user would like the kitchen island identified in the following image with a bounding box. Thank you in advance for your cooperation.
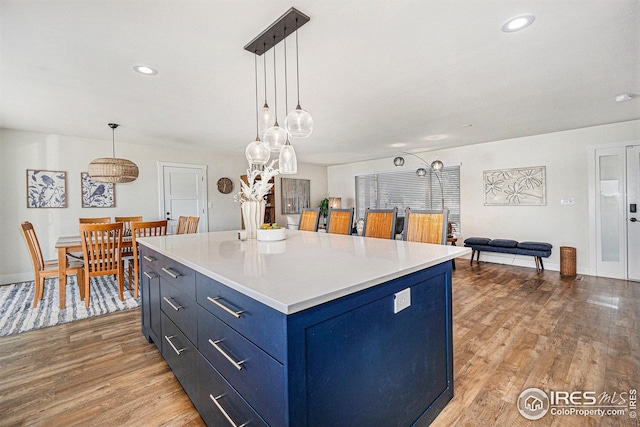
[138,230,470,427]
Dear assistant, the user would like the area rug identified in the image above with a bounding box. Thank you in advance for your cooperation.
[0,275,140,337]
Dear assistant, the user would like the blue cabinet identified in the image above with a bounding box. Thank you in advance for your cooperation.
[141,246,453,426]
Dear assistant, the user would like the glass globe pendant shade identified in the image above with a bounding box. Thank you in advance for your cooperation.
[393,156,405,167]
[263,122,288,152]
[245,137,270,166]
[285,105,313,138]
[431,160,444,171]
[258,103,274,138]
[416,167,428,177]
[278,140,298,175]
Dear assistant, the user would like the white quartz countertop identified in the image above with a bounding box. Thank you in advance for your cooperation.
[139,230,470,315]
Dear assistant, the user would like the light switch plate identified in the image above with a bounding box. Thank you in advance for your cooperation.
[394,288,411,314]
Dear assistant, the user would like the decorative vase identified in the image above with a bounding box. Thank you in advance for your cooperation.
[242,200,266,239]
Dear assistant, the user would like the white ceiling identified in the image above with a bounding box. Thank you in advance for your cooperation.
[1,0,638,166]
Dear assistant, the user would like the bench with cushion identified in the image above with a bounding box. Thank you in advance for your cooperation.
[464,237,552,273]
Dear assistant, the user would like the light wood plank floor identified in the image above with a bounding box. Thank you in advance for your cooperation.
[0,262,638,426]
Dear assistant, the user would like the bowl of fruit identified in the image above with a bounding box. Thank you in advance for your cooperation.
[256,223,286,241]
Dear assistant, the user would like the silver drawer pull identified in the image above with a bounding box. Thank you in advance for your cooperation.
[143,255,155,262]
[206,297,244,318]
[143,271,157,280]
[161,267,181,279]
[164,335,186,356]
[209,339,246,371]
[163,296,182,311]
[210,394,249,427]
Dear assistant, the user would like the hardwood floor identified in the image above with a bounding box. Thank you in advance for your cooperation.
[0,261,637,426]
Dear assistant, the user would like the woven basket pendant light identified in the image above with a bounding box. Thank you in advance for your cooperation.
[88,123,139,183]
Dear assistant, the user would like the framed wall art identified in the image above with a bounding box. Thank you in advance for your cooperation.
[81,172,115,208]
[484,166,546,206]
[281,177,310,214]
[26,169,67,208]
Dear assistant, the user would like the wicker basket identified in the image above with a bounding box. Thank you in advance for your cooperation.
[560,246,576,276]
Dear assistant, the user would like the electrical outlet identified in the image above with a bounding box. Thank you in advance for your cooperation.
[394,288,411,314]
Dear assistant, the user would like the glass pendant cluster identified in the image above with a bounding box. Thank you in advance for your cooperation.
[244,8,312,174]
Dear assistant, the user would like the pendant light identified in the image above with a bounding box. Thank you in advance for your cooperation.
[88,123,139,183]
[263,35,288,152]
[245,52,270,167]
[279,28,297,174]
[258,43,274,137]
[285,17,313,138]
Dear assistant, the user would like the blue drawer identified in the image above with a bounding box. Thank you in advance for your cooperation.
[196,273,286,363]
[161,279,197,345]
[152,250,196,300]
[160,313,197,399]
[198,306,285,427]
[195,352,268,427]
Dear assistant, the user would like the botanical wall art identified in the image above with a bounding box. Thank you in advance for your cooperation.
[81,172,115,208]
[26,169,67,208]
[281,178,310,214]
[484,166,546,206]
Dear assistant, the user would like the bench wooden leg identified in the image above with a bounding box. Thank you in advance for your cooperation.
[538,257,544,271]
[470,250,475,265]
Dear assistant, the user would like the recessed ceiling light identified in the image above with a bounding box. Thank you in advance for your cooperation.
[615,93,634,102]
[502,14,535,32]
[424,135,447,141]
[391,143,407,148]
[133,65,158,75]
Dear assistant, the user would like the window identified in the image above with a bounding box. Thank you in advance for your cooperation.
[355,165,461,233]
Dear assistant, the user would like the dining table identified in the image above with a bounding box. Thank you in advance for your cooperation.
[54,235,132,309]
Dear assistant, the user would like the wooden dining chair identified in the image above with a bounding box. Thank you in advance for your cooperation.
[403,208,449,244]
[129,220,168,298]
[185,216,199,234]
[363,207,398,239]
[79,222,124,308]
[299,208,320,232]
[326,208,354,235]
[114,216,143,236]
[175,216,188,234]
[20,222,85,308]
[78,217,111,224]
[114,216,143,288]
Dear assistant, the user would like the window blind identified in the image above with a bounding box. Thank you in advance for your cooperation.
[355,165,461,232]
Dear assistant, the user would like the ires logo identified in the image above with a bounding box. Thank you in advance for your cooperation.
[518,388,636,420]
[550,391,597,405]
[518,388,550,420]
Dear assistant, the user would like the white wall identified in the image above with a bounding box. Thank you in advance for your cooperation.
[1,128,327,284]
[328,120,640,274]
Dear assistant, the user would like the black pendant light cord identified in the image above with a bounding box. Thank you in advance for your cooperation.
[109,123,119,158]
[284,27,288,114]
[263,43,268,107]
[295,18,301,108]
[254,52,259,138]
[272,35,279,125]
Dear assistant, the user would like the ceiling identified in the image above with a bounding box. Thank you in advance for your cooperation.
[1,0,638,166]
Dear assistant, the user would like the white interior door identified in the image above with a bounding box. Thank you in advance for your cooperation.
[594,147,626,279]
[627,145,640,281]
[158,163,208,234]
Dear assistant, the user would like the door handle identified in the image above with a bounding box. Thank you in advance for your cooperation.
[631,217,638,222]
